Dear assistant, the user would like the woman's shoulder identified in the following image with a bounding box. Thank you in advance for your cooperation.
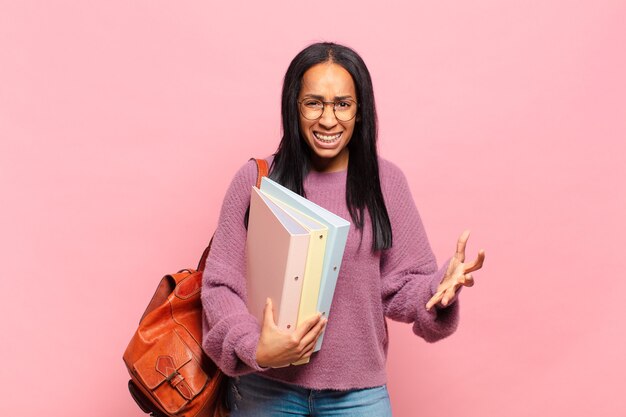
[220,155,275,207]
[377,157,420,213]
[377,156,409,186]
[230,155,275,185]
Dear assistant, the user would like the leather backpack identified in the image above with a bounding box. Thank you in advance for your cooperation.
[123,159,269,417]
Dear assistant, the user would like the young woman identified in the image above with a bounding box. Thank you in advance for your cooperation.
[201,42,485,417]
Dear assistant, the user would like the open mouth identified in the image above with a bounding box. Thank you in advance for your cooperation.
[313,131,342,143]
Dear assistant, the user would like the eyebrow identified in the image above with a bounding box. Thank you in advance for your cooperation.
[301,94,355,100]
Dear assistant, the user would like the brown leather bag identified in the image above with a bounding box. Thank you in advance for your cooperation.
[123,159,269,417]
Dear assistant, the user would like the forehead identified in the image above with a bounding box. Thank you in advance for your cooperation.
[300,63,356,98]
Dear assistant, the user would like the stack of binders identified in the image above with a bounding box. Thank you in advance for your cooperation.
[246,176,350,365]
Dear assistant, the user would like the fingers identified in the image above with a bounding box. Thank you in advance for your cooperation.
[427,276,466,310]
[455,230,471,262]
[441,286,458,306]
[299,315,327,347]
[299,331,321,358]
[299,339,317,360]
[262,298,277,328]
[426,290,443,311]
[293,316,327,362]
[293,312,324,340]
[427,236,483,312]
[464,249,486,274]
[258,308,327,368]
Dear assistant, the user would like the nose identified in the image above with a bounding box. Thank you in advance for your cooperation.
[318,102,338,129]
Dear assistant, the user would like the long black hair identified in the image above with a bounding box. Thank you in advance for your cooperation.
[270,42,392,252]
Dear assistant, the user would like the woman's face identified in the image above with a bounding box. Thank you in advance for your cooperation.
[298,63,357,172]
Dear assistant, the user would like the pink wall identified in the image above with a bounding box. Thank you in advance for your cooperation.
[1,1,624,416]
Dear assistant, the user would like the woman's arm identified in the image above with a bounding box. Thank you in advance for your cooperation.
[201,160,267,375]
[201,159,327,373]
[379,161,460,342]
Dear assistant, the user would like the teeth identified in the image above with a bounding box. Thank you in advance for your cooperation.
[314,132,341,142]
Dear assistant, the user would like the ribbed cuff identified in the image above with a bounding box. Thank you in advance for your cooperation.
[235,330,270,372]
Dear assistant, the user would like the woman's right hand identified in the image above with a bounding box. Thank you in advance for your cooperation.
[255,298,327,368]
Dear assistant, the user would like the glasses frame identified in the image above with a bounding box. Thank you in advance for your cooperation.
[297,98,358,122]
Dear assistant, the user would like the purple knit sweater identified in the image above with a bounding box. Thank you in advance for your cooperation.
[201,157,459,390]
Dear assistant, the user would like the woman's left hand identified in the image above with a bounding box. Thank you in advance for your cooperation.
[426,230,485,311]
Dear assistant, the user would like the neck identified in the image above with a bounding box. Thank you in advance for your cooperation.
[310,149,349,173]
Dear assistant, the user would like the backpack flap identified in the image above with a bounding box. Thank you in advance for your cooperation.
[133,331,208,414]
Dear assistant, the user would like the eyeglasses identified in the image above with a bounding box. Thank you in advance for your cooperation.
[298,98,358,122]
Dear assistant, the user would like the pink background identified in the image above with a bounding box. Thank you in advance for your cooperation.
[1,1,625,416]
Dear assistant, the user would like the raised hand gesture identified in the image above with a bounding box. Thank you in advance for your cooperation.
[426,230,485,311]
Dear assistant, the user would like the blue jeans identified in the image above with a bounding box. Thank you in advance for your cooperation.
[227,373,393,417]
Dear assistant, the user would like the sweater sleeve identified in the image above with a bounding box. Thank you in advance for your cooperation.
[379,162,460,343]
[200,160,267,376]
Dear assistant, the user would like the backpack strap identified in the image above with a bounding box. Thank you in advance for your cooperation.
[253,158,269,188]
[196,158,268,272]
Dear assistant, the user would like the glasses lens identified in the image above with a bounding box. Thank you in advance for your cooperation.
[300,99,323,120]
[334,100,357,121]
